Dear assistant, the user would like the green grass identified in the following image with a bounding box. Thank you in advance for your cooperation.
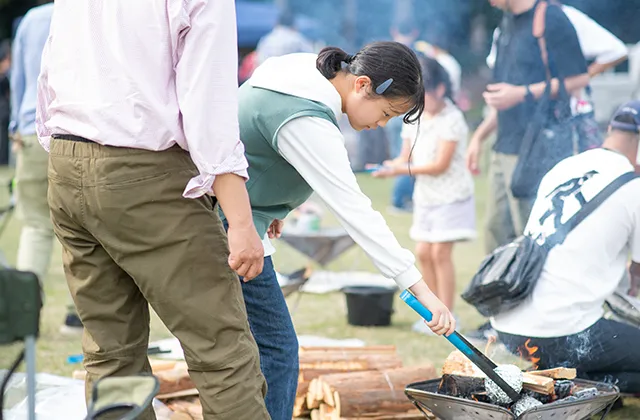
[0,165,637,419]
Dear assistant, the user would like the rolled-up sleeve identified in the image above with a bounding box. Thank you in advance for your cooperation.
[175,0,248,198]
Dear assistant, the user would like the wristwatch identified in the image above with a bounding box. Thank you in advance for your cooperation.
[525,85,534,102]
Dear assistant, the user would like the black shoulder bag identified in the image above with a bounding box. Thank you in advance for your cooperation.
[510,0,576,200]
[462,171,638,317]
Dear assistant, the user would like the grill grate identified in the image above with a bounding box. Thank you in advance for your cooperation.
[405,378,619,420]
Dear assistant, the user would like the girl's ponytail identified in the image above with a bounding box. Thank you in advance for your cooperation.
[316,47,353,79]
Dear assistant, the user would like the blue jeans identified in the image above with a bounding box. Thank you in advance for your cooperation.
[239,256,300,420]
[391,175,415,209]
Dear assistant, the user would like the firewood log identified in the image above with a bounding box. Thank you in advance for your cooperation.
[528,367,576,380]
[299,353,403,371]
[293,379,310,418]
[308,365,437,417]
[299,345,397,355]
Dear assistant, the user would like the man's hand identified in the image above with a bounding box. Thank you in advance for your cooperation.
[267,219,284,239]
[483,83,527,111]
[409,281,456,336]
[466,136,482,176]
[212,173,264,281]
[227,223,264,281]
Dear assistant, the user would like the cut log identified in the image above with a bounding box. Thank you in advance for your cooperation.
[299,353,403,372]
[319,402,340,420]
[529,367,576,380]
[155,366,195,396]
[522,373,555,395]
[293,380,310,418]
[310,409,320,420]
[299,345,397,355]
[307,378,321,409]
[309,365,437,417]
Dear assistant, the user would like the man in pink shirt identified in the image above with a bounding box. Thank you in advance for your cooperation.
[36,1,269,419]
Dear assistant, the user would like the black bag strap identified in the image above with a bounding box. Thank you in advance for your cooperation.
[544,171,639,248]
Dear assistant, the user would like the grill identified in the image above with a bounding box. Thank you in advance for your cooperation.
[405,378,619,420]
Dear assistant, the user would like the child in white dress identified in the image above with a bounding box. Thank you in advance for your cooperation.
[373,57,476,319]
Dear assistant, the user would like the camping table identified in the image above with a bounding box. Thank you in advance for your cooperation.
[279,227,356,267]
[278,227,357,302]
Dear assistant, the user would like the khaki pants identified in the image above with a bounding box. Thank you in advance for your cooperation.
[484,152,535,253]
[47,139,269,420]
[15,134,54,281]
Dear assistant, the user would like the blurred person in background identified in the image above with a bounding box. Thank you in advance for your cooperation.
[8,2,79,333]
[0,39,11,166]
[372,57,475,332]
[256,10,314,65]
[467,0,589,254]
[486,2,628,79]
[229,42,457,419]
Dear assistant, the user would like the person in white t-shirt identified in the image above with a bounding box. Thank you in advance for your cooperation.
[486,3,628,76]
[372,57,475,320]
[491,101,640,393]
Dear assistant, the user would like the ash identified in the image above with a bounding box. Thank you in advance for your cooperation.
[512,395,543,417]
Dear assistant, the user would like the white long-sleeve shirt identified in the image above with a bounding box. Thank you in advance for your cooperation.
[36,0,247,198]
[486,5,627,70]
[251,54,422,290]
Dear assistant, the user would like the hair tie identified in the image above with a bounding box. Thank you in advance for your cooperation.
[376,78,394,95]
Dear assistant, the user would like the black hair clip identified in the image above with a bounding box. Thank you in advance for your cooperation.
[376,78,393,95]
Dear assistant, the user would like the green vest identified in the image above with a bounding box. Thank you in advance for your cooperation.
[221,84,339,237]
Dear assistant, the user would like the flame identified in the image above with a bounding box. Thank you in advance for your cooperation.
[520,339,541,370]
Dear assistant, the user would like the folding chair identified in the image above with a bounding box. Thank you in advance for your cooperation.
[0,269,42,420]
[85,375,159,420]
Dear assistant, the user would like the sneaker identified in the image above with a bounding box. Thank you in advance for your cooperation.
[465,321,498,340]
[59,313,84,336]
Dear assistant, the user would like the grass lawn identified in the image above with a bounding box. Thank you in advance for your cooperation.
[0,165,637,419]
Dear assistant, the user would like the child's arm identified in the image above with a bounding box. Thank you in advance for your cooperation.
[375,139,457,177]
[399,139,457,176]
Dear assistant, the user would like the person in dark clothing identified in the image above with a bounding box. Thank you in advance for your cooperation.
[466,0,590,253]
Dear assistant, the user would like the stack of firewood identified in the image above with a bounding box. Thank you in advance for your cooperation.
[295,346,436,419]
[72,346,437,420]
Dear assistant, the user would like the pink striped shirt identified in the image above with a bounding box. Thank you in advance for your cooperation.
[36,0,248,198]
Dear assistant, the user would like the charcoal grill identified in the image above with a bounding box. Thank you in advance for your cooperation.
[405,378,619,420]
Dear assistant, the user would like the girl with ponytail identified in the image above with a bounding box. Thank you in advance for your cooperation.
[372,57,476,329]
[223,42,455,420]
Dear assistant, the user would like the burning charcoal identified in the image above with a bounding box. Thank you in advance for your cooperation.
[471,392,492,404]
[554,380,575,400]
[512,395,543,417]
[485,365,524,405]
[438,374,485,398]
[574,387,598,399]
[524,390,552,404]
